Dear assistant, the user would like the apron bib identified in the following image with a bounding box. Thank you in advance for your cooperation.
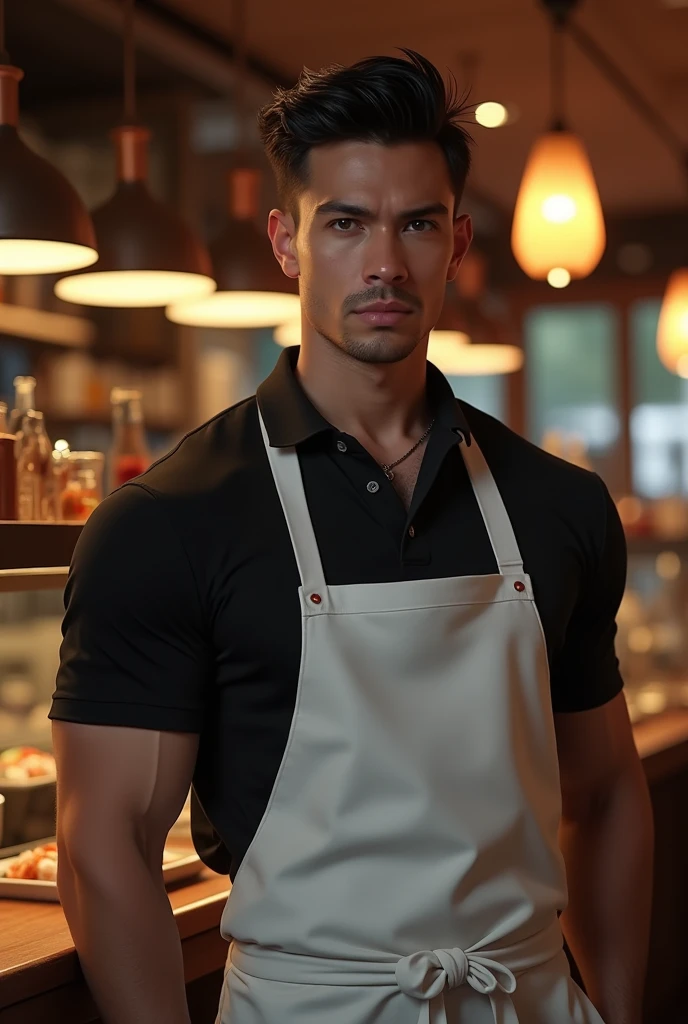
[215,407,606,1024]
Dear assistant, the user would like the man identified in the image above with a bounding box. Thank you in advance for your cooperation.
[51,49,653,1024]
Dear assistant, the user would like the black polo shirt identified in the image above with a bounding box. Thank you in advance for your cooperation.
[50,346,627,880]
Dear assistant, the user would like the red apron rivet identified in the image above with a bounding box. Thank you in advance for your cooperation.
[310,593,322,604]
[514,581,525,593]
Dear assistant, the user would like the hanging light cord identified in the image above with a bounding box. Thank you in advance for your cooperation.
[123,0,136,124]
[549,20,565,130]
[232,0,249,164]
[0,0,8,65]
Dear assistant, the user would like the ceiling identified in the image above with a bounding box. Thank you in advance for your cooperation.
[154,0,688,215]
[8,0,688,217]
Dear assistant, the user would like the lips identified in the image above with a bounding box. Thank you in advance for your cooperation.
[355,309,412,327]
[352,301,414,327]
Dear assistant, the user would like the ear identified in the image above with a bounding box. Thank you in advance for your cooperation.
[267,210,300,280]
[446,214,473,283]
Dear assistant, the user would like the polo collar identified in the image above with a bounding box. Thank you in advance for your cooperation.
[257,346,471,448]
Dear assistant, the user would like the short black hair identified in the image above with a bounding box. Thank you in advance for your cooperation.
[258,48,473,223]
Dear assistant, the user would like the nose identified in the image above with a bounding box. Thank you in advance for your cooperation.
[363,226,408,287]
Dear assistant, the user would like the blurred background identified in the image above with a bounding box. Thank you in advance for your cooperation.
[3,0,688,748]
[1,2,688,1018]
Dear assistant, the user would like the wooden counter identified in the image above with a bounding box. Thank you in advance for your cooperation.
[1,711,688,1024]
[0,862,231,1024]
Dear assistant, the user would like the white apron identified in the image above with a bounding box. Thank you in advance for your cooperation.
[215,408,606,1024]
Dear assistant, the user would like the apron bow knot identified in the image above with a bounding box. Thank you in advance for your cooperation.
[395,946,518,1002]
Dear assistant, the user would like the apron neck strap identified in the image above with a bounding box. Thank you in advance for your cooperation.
[258,405,328,594]
[259,403,524,582]
[459,436,524,574]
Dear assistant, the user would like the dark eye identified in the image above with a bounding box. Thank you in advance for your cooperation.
[332,219,356,231]
[407,219,434,232]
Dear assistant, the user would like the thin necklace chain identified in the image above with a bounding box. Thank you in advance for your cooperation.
[380,419,435,481]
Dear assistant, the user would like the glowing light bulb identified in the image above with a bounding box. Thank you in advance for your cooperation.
[475,102,508,128]
[541,194,577,224]
[547,268,571,289]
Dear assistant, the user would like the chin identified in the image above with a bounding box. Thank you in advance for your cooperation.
[337,331,422,365]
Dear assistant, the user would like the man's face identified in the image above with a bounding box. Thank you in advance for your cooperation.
[268,140,472,365]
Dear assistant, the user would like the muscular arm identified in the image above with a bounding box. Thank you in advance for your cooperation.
[53,721,199,1024]
[555,693,654,1024]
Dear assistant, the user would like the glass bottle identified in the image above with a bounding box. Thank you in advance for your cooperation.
[0,401,17,520]
[9,376,37,435]
[109,388,150,492]
[16,411,53,521]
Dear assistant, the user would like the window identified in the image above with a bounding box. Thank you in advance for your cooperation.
[445,374,506,422]
[525,304,621,490]
[630,298,688,497]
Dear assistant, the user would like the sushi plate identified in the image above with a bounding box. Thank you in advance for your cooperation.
[0,841,203,901]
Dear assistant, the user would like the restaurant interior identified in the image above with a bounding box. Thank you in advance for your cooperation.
[1,0,687,1021]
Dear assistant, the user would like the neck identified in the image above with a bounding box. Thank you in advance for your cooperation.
[295,332,432,447]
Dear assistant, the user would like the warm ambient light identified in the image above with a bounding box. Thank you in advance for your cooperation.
[475,102,508,128]
[657,268,688,377]
[57,270,215,309]
[511,130,605,281]
[0,239,97,275]
[168,290,300,328]
[54,127,215,309]
[547,268,571,289]
[273,321,522,376]
[166,168,299,329]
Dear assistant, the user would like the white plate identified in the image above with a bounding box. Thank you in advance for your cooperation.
[0,846,203,901]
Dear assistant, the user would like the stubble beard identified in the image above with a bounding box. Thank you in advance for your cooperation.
[323,325,423,365]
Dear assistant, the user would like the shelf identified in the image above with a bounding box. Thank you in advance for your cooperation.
[625,535,688,555]
[0,523,82,584]
[43,411,182,433]
[0,304,93,349]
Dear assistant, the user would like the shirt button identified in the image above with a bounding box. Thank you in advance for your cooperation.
[408,525,415,538]
[336,440,348,453]
[367,481,380,493]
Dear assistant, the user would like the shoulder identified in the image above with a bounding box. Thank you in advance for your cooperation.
[72,395,261,582]
[137,394,259,499]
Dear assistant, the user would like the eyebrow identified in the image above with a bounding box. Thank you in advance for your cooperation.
[314,200,450,220]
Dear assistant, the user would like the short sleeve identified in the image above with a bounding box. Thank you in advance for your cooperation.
[50,483,211,733]
[550,476,627,713]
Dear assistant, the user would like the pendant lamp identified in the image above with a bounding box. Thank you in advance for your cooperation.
[54,0,214,308]
[166,165,299,327]
[511,0,605,283]
[166,0,299,329]
[432,286,524,376]
[0,2,97,274]
[657,269,688,377]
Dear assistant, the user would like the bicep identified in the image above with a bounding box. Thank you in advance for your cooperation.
[554,692,640,819]
[53,721,199,870]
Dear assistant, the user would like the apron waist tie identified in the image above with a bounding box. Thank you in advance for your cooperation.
[229,919,564,1024]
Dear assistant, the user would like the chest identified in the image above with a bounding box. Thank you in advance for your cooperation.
[385,447,425,510]
[205,450,583,689]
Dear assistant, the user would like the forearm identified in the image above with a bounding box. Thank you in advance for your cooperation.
[58,841,191,1024]
[559,762,654,1024]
